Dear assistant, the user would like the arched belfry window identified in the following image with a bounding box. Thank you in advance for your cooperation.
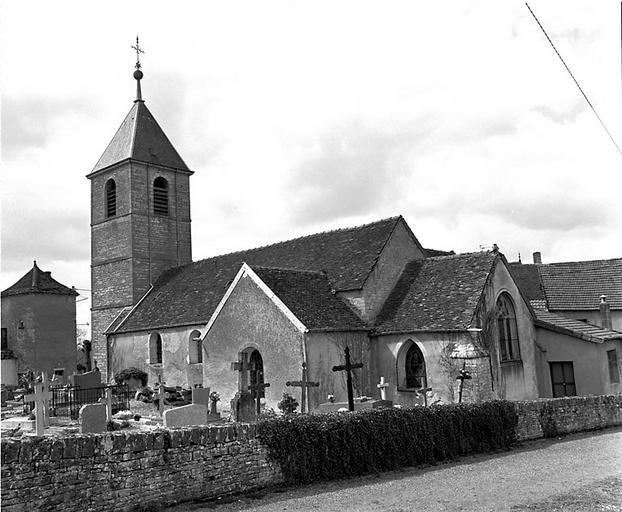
[153,177,169,216]
[105,179,116,217]
[497,293,520,362]
[405,343,427,389]
[188,330,202,364]
[149,332,163,364]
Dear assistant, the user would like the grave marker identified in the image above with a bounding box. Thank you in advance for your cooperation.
[163,403,207,428]
[23,374,52,436]
[332,346,363,411]
[457,362,472,404]
[286,362,319,413]
[79,403,107,434]
[191,386,211,407]
[377,376,389,401]
[248,381,270,415]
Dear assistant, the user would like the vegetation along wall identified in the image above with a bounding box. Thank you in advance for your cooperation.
[2,394,621,512]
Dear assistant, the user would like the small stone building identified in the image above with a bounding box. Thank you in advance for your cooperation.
[1,261,78,382]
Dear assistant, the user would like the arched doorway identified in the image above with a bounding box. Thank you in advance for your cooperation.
[248,349,265,399]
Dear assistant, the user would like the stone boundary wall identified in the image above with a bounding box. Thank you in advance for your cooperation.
[515,394,622,441]
[2,394,621,511]
[1,424,283,512]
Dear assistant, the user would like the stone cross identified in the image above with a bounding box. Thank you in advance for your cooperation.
[417,386,433,407]
[231,356,249,391]
[457,362,472,404]
[154,379,166,416]
[377,376,389,401]
[23,375,52,436]
[332,346,364,411]
[104,387,113,421]
[248,381,270,415]
[286,362,319,413]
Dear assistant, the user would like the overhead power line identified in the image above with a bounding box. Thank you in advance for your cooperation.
[525,2,622,156]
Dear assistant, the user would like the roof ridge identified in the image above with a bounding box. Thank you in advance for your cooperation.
[540,257,622,267]
[426,250,496,260]
[250,265,327,276]
[182,215,403,268]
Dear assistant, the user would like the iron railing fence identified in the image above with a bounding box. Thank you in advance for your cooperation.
[50,384,131,419]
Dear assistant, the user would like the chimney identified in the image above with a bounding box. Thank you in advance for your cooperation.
[533,252,542,264]
[600,295,612,330]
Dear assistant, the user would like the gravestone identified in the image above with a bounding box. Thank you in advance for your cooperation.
[191,387,211,407]
[231,391,255,422]
[286,362,319,413]
[163,404,207,428]
[332,346,364,411]
[23,375,52,435]
[72,370,102,389]
[315,396,392,414]
[79,403,107,433]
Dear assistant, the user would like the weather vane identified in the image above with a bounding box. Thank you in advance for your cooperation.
[131,36,144,70]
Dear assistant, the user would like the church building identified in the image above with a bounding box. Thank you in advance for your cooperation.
[89,59,622,413]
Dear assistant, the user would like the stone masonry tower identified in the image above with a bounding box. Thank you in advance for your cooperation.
[87,44,193,380]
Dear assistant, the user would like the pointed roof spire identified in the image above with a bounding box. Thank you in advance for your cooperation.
[131,36,145,102]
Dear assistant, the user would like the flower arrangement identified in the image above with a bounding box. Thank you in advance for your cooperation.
[209,391,220,403]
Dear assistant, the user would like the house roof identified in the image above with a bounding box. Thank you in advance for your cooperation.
[114,216,404,333]
[89,101,190,175]
[251,267,367,331]
[374,251,498,333]
[534,309,622,343]
[1,261,78,298]
[510,259,622,311]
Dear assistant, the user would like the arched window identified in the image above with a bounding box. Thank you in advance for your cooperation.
[405,343,427,389]
[153,177,169,216]
[497,293,520,362]
[149,332,163,364]
[248,349,265,398]
[188,330,202,364]
[105,179,116,217]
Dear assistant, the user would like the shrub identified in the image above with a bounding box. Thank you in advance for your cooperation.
[277,392,299,414]
[257,400,518,484]
[114,367,148,387]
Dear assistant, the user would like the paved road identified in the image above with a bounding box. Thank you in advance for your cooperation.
[168,428,622,512]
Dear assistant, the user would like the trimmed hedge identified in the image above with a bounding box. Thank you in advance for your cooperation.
[257,400,518,484]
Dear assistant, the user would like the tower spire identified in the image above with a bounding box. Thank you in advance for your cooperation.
[131,36,145,102]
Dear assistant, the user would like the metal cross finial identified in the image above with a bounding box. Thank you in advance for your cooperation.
[131,36,144,69]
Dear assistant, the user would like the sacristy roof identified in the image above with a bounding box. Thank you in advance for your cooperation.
[534,309,622,343]
[90,101,190,175]
[1,261,78,298]
[374,251,498,333]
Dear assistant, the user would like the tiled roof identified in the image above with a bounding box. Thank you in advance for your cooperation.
[508,263,546,302]
[90,101,190,174]
[115,217,403,333]
[251,267,366,331]
[424,248,455,257]
[374,251,498,333]
[538,259,622,311]
[534,309,622,343]
[1,262,78,298]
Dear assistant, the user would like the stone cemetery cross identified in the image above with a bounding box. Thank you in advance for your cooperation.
[377,376,389,401]
[457,361,472,404]
[332,346,364,411]
[231,356,250,391]
[23,375,52,436]
[286,362,319,413]
[248,380,270,415]
[154,378,166,416]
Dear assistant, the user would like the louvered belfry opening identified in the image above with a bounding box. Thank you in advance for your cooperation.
[153,177,169,216]
[105,179,116,217]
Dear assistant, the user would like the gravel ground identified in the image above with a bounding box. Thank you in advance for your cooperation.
[166,427,622,512]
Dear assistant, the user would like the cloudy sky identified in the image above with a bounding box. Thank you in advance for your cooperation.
[2,1,621,334]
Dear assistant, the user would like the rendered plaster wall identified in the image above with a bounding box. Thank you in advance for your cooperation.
[484,261,539,401]
[373,331,493,407]
[203,274,305,412]
[534,329,622,397]
[305,331,371,410]
[0,424,283,512]
[109,325,204,388]
[338,219,424,322]
[1,294,76,377]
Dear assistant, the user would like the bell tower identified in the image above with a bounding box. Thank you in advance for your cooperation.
[87,39,193,380]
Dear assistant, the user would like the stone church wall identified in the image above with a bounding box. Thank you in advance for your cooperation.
[305,331,371,409]
[204,274,305,412]
[2,395,621,512]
